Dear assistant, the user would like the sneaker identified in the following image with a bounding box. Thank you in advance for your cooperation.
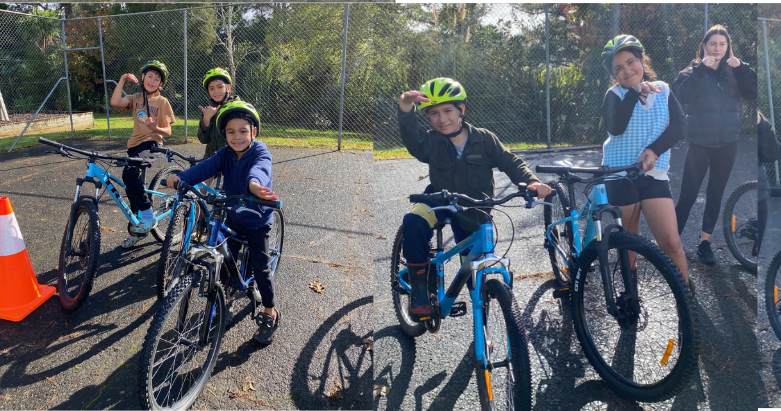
[129,217,158,235]
[408,263,432,320]
[697,241,716,265]
[253,308,280,345]
[121,233,147,249]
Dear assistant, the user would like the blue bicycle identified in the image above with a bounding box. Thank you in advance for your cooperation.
[138,180,282,410]
[148,146,284,301]
[391,185,541,411]
[39,137,177,311]
[537,160,698,402]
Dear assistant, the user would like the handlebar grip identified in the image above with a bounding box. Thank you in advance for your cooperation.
[38,137,60,147]
[149,146,168,154]
[535,165,565,174]
[409,194,430,203]
[250,197,282,209]
[160,178,182,189]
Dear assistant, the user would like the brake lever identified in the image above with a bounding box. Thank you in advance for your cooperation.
[234,206,263,218]
[429,205,463,213]
[528,200,554,209]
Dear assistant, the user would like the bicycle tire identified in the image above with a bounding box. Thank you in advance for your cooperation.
[543,181,573,286]
[57,199,101,311]
[765,250,781,341]
[722,180,758,272]
[474,279,532,411]
[571,231,698,402]
[390,224,426,337]
[148,165,185,243]
[138,269,225,410]
[156,202,192,300]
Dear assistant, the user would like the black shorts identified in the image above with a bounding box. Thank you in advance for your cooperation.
[604,176,672,207]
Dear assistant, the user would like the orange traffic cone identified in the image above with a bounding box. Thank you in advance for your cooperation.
[0,197,56,321]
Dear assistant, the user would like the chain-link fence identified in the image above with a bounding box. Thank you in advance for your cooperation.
[760,16,781,185]
[372,3,757,158]
[1,4,376,152]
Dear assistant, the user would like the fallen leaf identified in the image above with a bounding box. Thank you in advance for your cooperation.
[248,382,256,391]
[112,210,118,213]
[45,376,57,386]
[432,334,442,341]
[373,384,388,397]
[375,235,386,240]
[361,208,367,212]
[309,281,325,293]
[344,269,350,273]
[362,337,373,351]
[309,241,315,245]
[40,219,46,221]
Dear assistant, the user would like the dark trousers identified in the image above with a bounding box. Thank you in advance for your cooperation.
[402,212,472,266]
[122,141,158,213]
[675,142,738,235]
[227,222,274,308]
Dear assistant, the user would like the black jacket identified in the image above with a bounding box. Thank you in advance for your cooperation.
[671,61,756,147]
[398,106,539,232]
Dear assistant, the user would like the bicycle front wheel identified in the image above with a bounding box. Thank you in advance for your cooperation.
[156,202,192,300]
[390,224,426,337]
[269,208,285,277]
[58,199,101,311]
[474,279,532,411]
[765,251,781,340]
[139,268,225,410]
[722,180,758,271]
[543,181,573,286]
[571,231,698,402]
[148,165,185,243]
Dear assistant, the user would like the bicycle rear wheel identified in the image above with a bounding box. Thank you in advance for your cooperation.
[148,165,184,243]
[722,181,758,271]
[156,202,192,300]
[58,199,101,311]
[139,267,225,410]
[765,250,781,341]
[474,279,532,411]
[543,182,573,286]
[571,231,698,402]
[390,224,426,337]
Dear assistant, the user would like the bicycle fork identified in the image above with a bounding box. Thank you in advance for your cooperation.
[591,206,638,324]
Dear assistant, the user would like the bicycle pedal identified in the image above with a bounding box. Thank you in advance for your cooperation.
[552,287,571,299]
[449,301,467,317]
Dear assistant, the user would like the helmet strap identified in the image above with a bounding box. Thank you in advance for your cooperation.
[442,125,465,139]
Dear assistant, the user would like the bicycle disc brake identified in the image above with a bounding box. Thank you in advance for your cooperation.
[614,292,643,330]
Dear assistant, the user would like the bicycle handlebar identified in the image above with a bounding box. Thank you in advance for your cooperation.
[149,146,202,165]
[535,162,643,177]
[409,184,537,210]
[161,179,282,210]
[39,137,150,166]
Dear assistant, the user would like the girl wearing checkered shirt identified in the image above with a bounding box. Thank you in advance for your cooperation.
[601,35,692,290]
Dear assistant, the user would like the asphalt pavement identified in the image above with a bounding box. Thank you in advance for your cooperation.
[0,139,373,410]
[373,136,757,410]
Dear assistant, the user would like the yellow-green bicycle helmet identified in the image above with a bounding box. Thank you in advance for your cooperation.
[141,60,169,84]
[216,100,260,132]
[602,35,644,59]
[416,78,467,112]
[203,68,232,90]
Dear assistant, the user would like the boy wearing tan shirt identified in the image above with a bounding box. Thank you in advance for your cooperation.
[110,60,176,248]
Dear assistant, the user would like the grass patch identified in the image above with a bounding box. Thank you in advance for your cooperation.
[373,142,580,160]
[1,114,371,152]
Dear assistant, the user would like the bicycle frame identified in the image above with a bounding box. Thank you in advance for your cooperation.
[545,181,636,319]
[397,221,512,365]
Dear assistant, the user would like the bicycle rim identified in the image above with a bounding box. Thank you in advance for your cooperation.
[269,208,284,275]
[58,201,100,311]
[157,203,191,300]
[572,231,697,402]
[140,269,224,410]
[723,181,758,271]
[475,279,531,411]
[766,251,781,340]
[543,182,572,285]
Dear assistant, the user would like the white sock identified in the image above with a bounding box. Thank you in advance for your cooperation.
[141,208,154,222]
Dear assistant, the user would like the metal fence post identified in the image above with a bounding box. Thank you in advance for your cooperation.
[704,4,708,35]
[612,4,620,36]
[183,10,188,142]
[98,17,111,140]
[61,19,75,139]
[545,4,551,149]
[337,3,349,151]
[762,19,779,183]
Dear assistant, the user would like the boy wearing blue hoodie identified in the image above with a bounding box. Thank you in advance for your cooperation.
[165,101,280,344]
